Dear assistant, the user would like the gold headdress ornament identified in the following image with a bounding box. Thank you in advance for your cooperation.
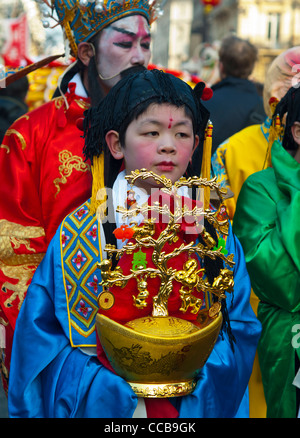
[262,97,282,169]
[201,120,213,210]
[39,0,167,58]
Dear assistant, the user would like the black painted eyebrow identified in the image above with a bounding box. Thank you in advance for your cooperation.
[111,25,150,38]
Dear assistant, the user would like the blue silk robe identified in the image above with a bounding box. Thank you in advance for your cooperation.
[8,189,261,418]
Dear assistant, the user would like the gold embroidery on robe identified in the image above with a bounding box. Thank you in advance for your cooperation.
[0,144,10,154]
[16,114,30,122]
[1,115,29,154]
[54,96,65,110]
[0,316,8,327]
[0,219,45,309]
[54,150,91,197]
[3,129,27,150]
[75,99,90,110]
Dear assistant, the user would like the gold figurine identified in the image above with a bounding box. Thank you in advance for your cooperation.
[96,170,235,397]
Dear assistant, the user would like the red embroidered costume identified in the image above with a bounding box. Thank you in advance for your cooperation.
[0,79,92,392]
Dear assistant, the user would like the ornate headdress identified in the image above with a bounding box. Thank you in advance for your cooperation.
[263,46,300,118]
[41,0,166,57]
[262,46,300,168]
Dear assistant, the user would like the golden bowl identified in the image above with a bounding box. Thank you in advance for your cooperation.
[96,311,222,397]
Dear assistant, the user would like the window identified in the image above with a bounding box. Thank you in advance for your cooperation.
[267,13,281,45]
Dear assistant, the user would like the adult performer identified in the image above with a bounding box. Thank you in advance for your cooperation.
[0,0,164,394]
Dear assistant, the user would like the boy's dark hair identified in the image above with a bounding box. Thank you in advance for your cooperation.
[273,85,300,151]
[219,35,258,79]
[117,97,196,147]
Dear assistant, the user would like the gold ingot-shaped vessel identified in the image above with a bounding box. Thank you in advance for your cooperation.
[96,312,222,398]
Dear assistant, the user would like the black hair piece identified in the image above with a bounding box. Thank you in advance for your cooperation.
[187,161,236,351]
[87,55,106,107]
[273,85,300,151]
[193,81,206,101]
[82,71,143,164]
[83,69,209,167]
[120,64,147,78]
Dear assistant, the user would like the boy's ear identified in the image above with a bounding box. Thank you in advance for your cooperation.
[193,135,200,153]
[190,135,200,165]
[291,121,300,146]
[105,130,124,159]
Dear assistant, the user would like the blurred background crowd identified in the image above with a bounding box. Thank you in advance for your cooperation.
[1,0,299,113]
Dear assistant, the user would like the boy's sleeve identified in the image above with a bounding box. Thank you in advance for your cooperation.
[8,230,137,418]
[178,229,261,418]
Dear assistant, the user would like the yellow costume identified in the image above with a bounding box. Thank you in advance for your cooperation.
[211,120,270,418]
[212,118,271,221]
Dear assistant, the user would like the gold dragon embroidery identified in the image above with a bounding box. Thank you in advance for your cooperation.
[0,219,45,309]
[1,128,27,153]
[53,150,91,197]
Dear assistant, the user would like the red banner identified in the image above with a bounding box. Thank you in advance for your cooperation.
[2,13,30,67]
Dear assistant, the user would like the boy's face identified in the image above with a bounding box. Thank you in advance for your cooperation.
[96,15,151,89]
[291,121,300,164]
[107,103,199,193]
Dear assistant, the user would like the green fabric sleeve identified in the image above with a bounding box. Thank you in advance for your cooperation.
[233,141,300,313]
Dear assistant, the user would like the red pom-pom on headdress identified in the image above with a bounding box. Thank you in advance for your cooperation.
[202,87,213,101]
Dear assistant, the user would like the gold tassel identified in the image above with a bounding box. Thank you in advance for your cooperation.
[263,113,281,169]
[262,97,281,170]
[201,120,213,210]
[90,153,107,218]
[64,21,78,58]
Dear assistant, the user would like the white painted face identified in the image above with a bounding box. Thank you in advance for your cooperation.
[96,15,151,89]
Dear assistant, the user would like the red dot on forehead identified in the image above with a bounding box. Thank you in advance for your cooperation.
[168,118,173,129]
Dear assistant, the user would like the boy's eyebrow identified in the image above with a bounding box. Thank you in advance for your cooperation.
[139,118,192,127]
[111,25,151,38]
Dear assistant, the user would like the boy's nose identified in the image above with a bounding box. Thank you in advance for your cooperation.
[158,141,176,154]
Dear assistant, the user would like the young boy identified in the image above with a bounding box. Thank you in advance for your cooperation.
[8,69,261,418]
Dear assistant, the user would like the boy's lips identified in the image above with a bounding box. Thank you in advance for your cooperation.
[156,161,175,171]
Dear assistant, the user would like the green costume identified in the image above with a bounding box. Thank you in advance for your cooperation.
[233,140,300,418]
